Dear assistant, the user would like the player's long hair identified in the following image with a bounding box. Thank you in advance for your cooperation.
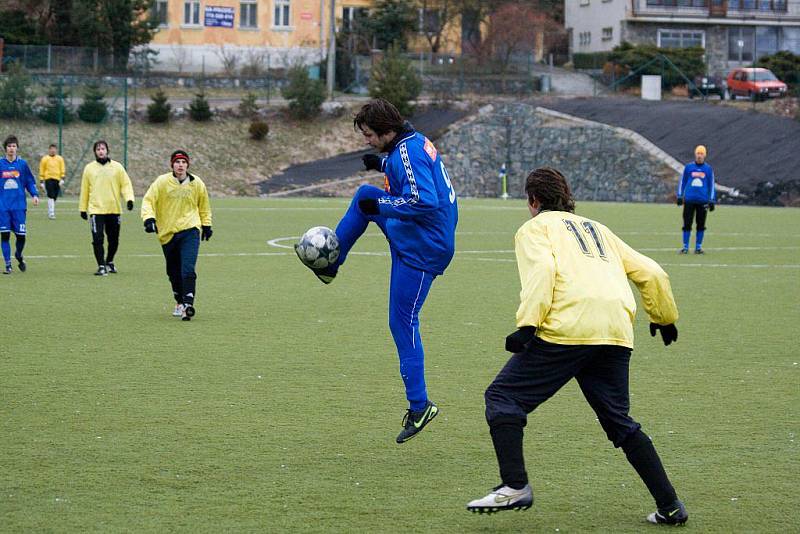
[353,99,405,136]
[525,167,576,213]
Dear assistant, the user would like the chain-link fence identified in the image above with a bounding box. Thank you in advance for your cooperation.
[1,44,106,73]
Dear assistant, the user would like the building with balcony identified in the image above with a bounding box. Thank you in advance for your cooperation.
[565,0,800,76]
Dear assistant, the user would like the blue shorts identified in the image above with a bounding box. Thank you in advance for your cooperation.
[0,209,27,234]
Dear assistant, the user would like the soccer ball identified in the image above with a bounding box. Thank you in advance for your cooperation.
[295,226,340,269]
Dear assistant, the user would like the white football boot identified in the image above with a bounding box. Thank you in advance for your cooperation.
[467,484,533,514]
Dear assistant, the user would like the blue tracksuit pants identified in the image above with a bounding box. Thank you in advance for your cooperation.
[336,185,435,411]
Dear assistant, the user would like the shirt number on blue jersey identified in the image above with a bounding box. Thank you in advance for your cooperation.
[441,162,456,203]
[563,220,607,261]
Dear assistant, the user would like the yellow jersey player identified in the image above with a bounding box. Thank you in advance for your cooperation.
[467,167,687,526]
[39,144,65,219]
[141,150,212,321]
[78,140,134,276]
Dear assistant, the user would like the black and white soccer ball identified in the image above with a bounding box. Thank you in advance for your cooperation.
[295,226,340,269]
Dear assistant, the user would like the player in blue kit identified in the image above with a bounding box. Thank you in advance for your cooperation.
[296,99,459,443]
[0,136,39,274]
[676,145,715,254]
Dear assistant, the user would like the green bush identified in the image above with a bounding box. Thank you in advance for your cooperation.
[147,89,171,123]
[189,92,212,121]
[607,41,705,89]
[368,45,422,117]
[77,83,108,123]
[248,119,270,140]
[755,50,800,90]
[38,83,75,124]
[239,92,259,118]
[281,66,326,120]
[572,52,611,70]
[0,63,35,119]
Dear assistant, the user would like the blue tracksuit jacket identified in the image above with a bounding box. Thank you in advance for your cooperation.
[677,162,716,204]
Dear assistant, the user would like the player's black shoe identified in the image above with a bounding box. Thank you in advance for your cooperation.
[396,401,439,443]
[678,248,688,255]
[294,244,337,284]
[15,253,25,272]
[647,499,688,526]
[182,304,195,321]
[106,262,117,273]
[94,265,107,276]
[694,248,704,255]
[467,484,533,514]
[3,264,11,275]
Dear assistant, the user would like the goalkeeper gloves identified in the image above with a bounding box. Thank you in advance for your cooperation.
[358,198,380,216]
[126,200,134,211]
[650,323,678,346]
[80,211,87,220]
[144,218,158,233]
[362,154,383,172]
[708,203,715,212]
[505,326,537,353]
[201,226,213,241]
[676,198,683,206]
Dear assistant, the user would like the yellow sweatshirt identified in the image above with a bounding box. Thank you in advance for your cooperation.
[39,154,65,181]
[141,172,212,245]
[515,211,678,349]
[79,160,134,215]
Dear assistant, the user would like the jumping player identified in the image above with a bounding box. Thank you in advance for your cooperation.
[78,140,135,276]
[0,135,39,274]
[677,145,715,254]
[467,168,687,526]
[141,150,212,321]
[295,99,458,444]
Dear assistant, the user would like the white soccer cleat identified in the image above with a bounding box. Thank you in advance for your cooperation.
[467,484,533,514]
[172,304,184,317]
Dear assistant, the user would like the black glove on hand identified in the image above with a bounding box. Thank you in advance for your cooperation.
[676,198,683,206]
[708,203,715,212]
[358,198,380,216]
[80,211,87,220]
[650,323,678,346]
[144,218,158,233]
[126,200,134,211]
[362,154,383,172]
[505,326,537,354]
[201,225,213,241]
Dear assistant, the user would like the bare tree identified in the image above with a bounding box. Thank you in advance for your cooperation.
[482,3,560,75]
[241,48,269,77]
[416,0,461,55]
[171,41,190,74]
[215,45,239,76]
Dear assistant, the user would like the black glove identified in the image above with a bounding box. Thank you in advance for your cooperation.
[201,225,213,241]
[505,326,537,353]
[676,198,683,206]
[80,211,87,220]
[708,203,715,212]
[650,323,678,346]
[126,200,134,211]
[358,198,380,216]
[362,154,383,172]
[144,218,158,233]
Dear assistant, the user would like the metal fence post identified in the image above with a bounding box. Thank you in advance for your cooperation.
[57,79,63,152]
[47,44,52,73]
[123,77,129,169]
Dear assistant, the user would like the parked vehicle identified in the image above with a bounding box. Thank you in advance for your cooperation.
[689,75,725,99]
[725,68,788,101]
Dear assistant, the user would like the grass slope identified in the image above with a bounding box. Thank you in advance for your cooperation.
[1,198,798,532]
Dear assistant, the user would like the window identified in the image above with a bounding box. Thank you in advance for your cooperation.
[781,27,800,55]
[183,1,200,25]
[602,27,613,40]
[728,26,754,61]
[240,1,257,28]
[755,26,778,58]
[342,7,369,32]
[657,29,704,48]
[578,31,592,46]
[153,0,169,26]
[274,0,290,27]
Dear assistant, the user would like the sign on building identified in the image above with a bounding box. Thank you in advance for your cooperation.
[205,6,234,28]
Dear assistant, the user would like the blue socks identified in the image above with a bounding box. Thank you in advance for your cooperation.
[682,230,690,250]
[1,236,10,266]
[695,231,704,250]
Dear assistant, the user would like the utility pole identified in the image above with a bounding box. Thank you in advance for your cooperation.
[319,0,325,63]
[326,0,336,99]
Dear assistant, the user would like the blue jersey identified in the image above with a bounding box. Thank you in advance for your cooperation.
[0,157,38,211]
[376,130,458,275]
[677,162,715,204]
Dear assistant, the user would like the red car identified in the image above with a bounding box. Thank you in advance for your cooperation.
[726,68,788,101]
